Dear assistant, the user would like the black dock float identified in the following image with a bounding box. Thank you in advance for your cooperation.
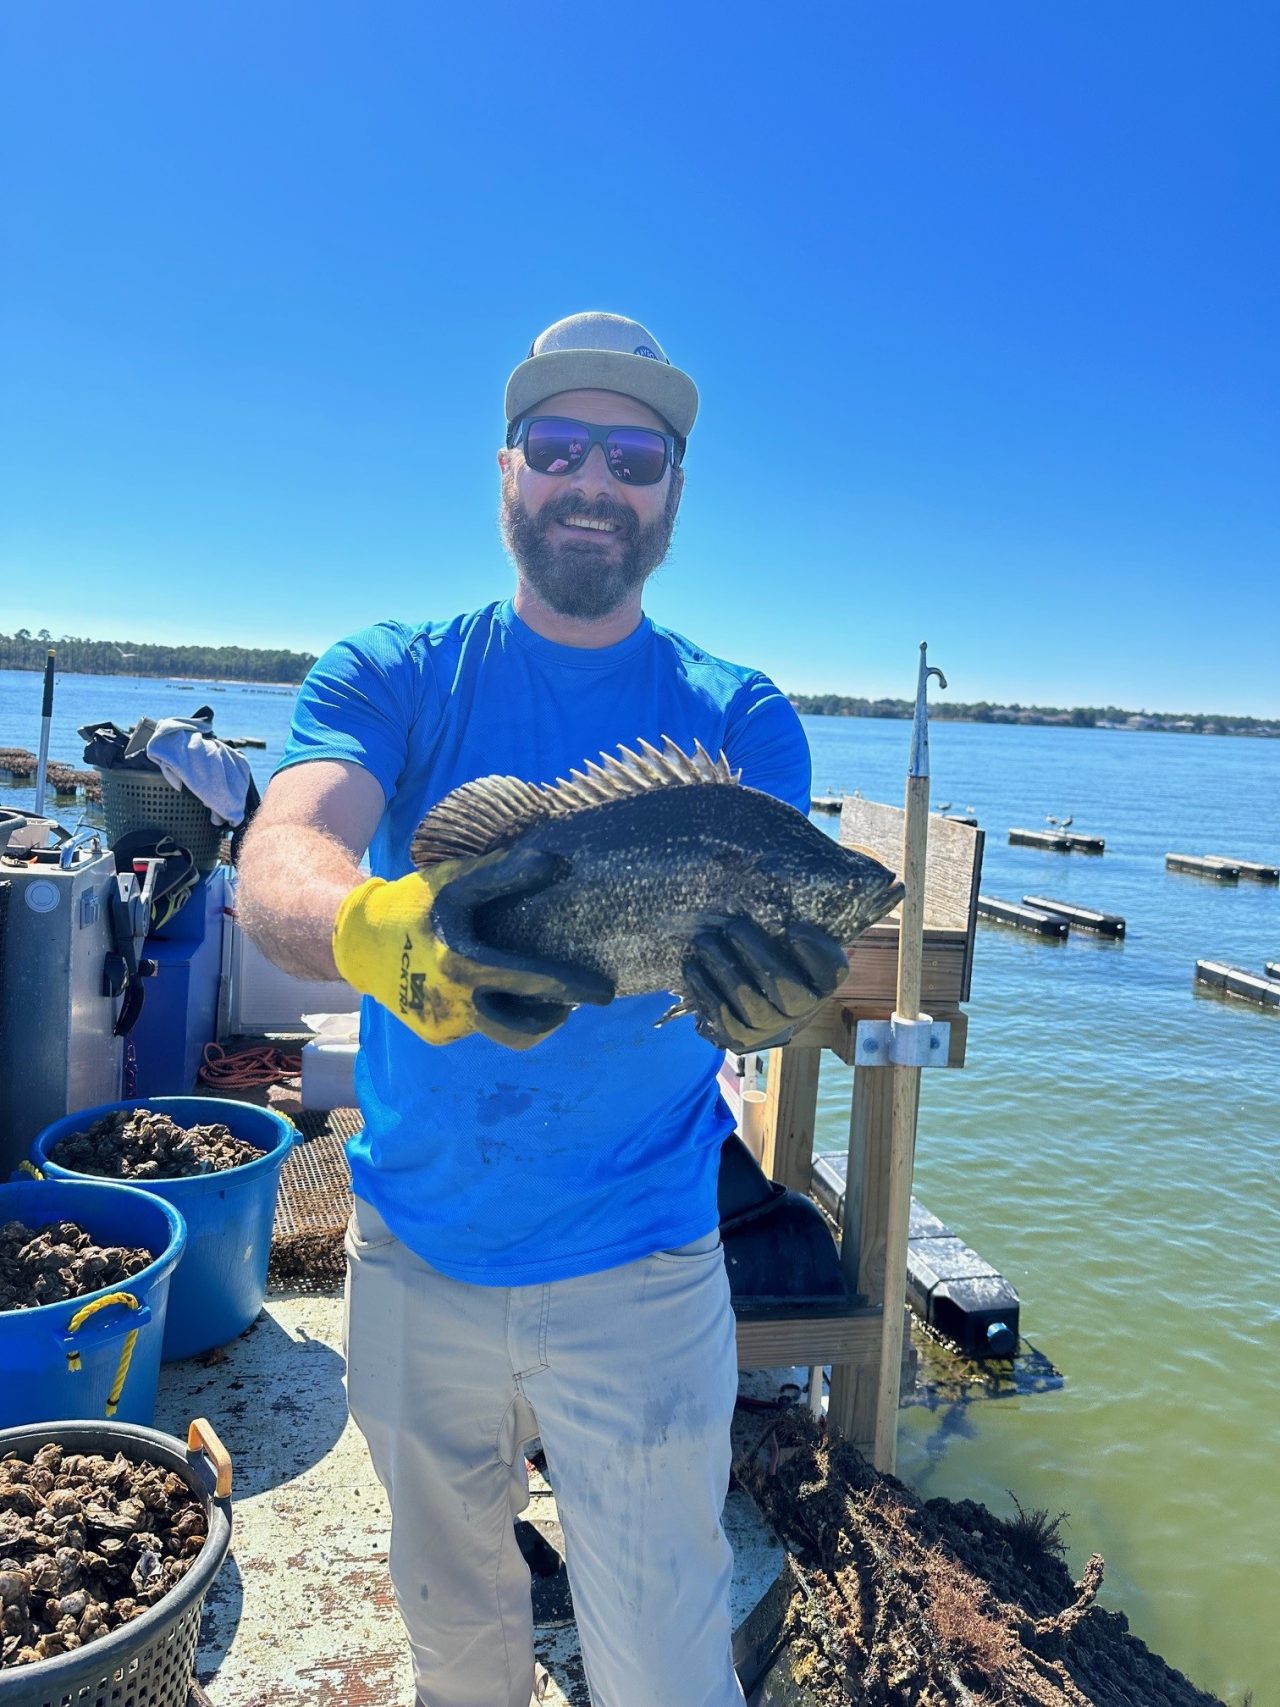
[1062,832,1105,854]
[905,1239,1020,1358]
[1009,827,1071,851]
[1204,855,1279,884]
[1022,895,1126,936]
[1166,853,1240,881]
[1266,961,1280,981]
[809,1158,1020,1358]
[945,813,979,827]
[1195,961,1280,1009]
[977,895,1068,937]
[811,795,842,815]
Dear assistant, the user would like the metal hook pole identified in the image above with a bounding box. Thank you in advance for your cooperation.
[908,642,947,780]
[874,642,946,1474]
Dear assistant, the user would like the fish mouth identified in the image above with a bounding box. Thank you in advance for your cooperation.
[850,875,906,936]
[879,877,906,917]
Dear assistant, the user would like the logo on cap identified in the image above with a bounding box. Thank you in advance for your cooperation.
[633,345,661,360]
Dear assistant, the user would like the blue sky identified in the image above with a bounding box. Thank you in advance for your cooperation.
[2,3,1277,715]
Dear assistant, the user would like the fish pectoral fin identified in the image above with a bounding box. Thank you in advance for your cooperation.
[654,996,696,1028]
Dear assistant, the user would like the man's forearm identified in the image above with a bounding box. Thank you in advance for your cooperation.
[236,821,365,982]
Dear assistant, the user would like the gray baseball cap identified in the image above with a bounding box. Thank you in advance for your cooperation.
[505,312,699,439]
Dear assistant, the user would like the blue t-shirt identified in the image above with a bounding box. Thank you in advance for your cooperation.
[277,598,811,1285]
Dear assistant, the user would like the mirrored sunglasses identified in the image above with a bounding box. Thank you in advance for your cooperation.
[508,416,681,486]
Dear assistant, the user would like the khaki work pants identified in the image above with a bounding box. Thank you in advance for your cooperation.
[343,1199,746,1707]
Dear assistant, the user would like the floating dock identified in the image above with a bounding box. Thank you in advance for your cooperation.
[944,813,979,827]
[1009,827,1071,851]
[811,795,843,814]
[976,895,1068,937]
[1008,827,1104,854]
[809,1160,1020,1358]
[1267,961,1280,981]
[1194,961,1280,1009]
[1166,853,1240,881]
[1203,854,1279,883]
[1022,895,1126,937]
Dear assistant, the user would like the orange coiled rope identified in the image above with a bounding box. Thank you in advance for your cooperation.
[198,1042,302,1089]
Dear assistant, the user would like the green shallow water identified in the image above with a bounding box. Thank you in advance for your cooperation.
[2,675,1276,1700]
[805,714,1279,1705]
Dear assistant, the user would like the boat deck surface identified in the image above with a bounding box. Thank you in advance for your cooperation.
[155,1292,788,1707]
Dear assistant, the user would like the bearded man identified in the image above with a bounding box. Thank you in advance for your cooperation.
[237,313,846,1707]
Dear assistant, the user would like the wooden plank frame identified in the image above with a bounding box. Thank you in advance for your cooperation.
[839,798,984,1002]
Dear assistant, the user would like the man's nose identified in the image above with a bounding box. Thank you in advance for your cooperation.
[565,441,618,497]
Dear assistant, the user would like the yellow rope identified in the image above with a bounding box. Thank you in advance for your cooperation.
[65,1292,141,1415]
[16,1160,42,1180]
[105,1329,140,1417]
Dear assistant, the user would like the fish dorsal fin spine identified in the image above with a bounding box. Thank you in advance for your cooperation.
[410,737,741,866]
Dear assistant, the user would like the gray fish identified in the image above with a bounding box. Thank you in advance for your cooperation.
[411,737,905,1014]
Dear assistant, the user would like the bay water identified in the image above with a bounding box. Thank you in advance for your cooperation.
[2,669,1276,1702]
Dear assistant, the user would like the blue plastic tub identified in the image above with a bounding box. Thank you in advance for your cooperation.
[0,1179,186,1428]
[34,1096,294,1361]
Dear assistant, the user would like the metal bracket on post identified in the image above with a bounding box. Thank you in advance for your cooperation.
[853,1013,951,1069]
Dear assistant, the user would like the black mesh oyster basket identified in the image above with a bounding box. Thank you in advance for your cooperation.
[0,1418,232,1707]
[95,770,224,874]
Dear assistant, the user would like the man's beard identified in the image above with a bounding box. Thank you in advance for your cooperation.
[500,470,680,621]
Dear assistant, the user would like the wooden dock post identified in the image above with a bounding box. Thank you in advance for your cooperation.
[759,1046,822,1195]
[828,1059,908,1447]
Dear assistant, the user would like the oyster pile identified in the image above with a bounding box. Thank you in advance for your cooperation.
[0,1445,207,1667]
[0,1222,152,1312]
[51,1109,265,1180]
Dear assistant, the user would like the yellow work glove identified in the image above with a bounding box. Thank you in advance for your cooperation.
[332,845,614,1051]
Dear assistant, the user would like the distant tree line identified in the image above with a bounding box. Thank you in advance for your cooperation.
[0,630,317,684]
[787,693,1275,735]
